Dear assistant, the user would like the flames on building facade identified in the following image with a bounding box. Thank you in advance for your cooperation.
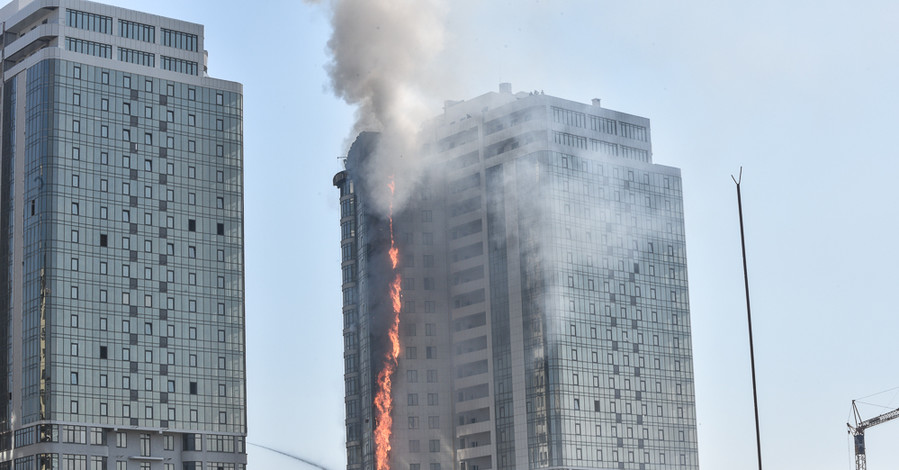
[373,179,402,470]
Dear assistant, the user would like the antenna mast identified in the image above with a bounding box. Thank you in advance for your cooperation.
[733,168,763,470]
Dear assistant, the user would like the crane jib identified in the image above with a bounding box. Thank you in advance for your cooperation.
[849,401,899,470]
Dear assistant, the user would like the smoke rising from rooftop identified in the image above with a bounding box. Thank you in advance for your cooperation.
[320,0,448,214]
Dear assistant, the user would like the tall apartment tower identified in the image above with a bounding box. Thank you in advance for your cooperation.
[0,1,245,469]
[335,85,698,470]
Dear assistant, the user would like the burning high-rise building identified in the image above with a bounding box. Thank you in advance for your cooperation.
[0,1,246,468]
[335,85,698,470]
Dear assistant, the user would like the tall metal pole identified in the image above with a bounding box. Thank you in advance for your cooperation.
[733,168,763,470]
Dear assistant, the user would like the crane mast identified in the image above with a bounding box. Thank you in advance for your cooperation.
[847,400,899,470]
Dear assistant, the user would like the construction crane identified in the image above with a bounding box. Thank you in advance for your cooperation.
[847,400,899,470]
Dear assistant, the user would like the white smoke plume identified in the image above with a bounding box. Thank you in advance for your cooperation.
[317,0,448,214]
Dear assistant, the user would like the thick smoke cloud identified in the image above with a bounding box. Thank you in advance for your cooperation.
[318,0,448,214]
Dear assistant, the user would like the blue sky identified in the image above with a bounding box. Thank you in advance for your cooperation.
[99,1,899,468]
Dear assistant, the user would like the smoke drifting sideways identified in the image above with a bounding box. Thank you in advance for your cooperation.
[315,0,449,215]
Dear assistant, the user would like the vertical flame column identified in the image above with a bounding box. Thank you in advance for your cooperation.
[374,180,402,470]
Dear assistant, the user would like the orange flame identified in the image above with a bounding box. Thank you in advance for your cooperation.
[374,177,402,470]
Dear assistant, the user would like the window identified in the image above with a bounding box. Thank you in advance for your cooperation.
[188,140,196,152]
[216,93,224,105]
[162,28,198,50]
[188,166,196,178]
[73,120,80,133]
[72,93,81,106]
[101,72,109,84]
[123,128,131,141]
[216,119,224,131]
[71,202,79,215]
[188,114,196,126]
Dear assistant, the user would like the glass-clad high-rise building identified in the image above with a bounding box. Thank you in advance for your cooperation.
[0,1,245,469]
[336,84,698,470]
